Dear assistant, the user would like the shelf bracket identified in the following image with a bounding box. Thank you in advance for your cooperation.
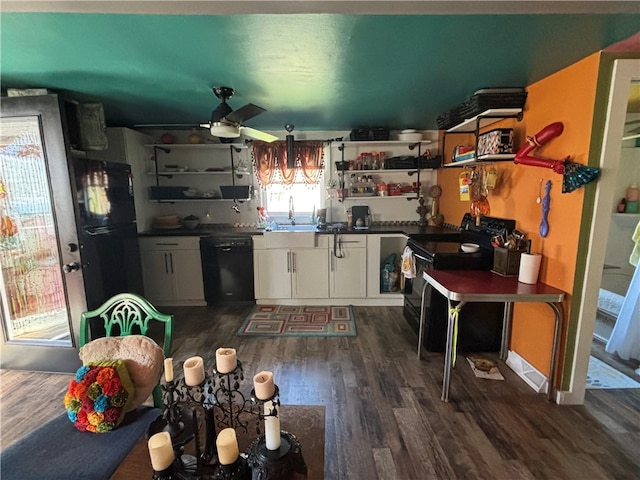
[407,142,422,201]
[152,146,170,186]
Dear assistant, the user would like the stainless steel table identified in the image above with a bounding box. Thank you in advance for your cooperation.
[417,270,565,402]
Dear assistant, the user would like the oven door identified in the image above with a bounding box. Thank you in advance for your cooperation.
[402,251,432,334]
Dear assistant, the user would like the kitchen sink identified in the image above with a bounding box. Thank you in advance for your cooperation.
[262,227,317,248]
[273,224,318,232]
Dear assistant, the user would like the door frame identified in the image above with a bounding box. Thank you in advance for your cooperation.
[0,94,87,373]
[561,58,640,405]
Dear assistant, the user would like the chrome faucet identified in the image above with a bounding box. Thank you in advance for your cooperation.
[288,195,295,225]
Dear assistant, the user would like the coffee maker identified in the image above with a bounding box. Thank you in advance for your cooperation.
[317,208,327,229]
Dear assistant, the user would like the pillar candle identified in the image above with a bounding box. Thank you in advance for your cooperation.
[183,356,205,386]
[148,431,174,471]
[164,357,173,383]
[216,428,239,465]
[264,400,281,450]
[253,371,275,400]
[215,348,237,374]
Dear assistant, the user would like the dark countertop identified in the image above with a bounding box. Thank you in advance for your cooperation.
[139,223,460,239]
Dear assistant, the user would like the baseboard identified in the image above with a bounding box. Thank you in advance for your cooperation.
[505,350,548,394]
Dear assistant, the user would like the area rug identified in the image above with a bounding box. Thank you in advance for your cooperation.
[586,356,640,389]
[237,305,356,337]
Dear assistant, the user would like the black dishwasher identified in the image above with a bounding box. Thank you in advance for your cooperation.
[200,236,255,304]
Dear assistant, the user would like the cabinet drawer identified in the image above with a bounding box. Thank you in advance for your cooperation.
[336,234,366,247]
[139,236,201,251]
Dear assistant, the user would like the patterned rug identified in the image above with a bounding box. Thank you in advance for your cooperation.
[586,356,640,389]
[238,305,356,337]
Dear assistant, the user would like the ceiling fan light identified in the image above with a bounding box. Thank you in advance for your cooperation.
[210,123,240,138]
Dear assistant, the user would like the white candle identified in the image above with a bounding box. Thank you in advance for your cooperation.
[216,348,237,374]
[164,357,174,382]
[183,356,205,386]
[264,401,281,450]
[148,431,174,471]
[253,371,275,400]
[216,428,239,465]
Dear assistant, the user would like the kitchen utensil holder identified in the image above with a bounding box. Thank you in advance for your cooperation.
[492,247,527,276]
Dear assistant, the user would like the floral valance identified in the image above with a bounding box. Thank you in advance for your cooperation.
[251,140,325,187]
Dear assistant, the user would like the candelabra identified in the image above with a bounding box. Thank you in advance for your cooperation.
[148,356,306,480]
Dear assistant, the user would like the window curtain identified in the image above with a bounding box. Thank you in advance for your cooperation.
[251,140,325,187]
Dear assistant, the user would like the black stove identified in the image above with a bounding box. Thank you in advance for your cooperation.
[403,213,516,353]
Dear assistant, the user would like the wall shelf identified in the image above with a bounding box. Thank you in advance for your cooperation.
[443,153,516,167]
[442,108,523,166]
[151,198,249,203]
[331,140,432,147]
[144,143,247,149]
[446,109,523,133]
[147,171,234,176]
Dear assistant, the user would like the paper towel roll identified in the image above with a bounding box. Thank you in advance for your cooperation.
[518,253,542,284]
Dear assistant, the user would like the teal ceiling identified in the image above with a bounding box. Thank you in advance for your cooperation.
[1,12,639,131]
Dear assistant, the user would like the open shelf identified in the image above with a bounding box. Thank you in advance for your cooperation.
[444,153,516,167]
[446,109,523,133]
[145,143,247,149]
[331,140,432,147]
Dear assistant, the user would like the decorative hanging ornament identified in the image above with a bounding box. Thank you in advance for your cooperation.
[513,122,600,193]
[540,180,552,237]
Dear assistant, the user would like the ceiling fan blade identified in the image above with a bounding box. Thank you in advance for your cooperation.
[211,102,233,123]
[240,126,278,143]
[226,103,266,124]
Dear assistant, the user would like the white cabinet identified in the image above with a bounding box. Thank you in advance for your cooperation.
[253,236,329,300]
[139,236,205,306]
[327,234,367,298]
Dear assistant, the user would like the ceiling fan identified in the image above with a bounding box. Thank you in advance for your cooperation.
[199,86,278,142]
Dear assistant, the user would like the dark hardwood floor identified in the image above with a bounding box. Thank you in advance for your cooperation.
[2,304,639,479]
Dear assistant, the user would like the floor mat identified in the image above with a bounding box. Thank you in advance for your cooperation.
[237,305,356,337]
[586,356,640,389]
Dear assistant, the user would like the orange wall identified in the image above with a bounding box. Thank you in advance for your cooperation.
[438,53,601,380]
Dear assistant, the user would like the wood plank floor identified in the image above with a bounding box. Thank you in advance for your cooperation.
[2,304,639,479]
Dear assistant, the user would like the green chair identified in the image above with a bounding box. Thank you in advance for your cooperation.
[79,293,173,408]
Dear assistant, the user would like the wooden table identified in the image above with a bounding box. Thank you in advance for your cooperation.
[111,405,325,479]
[417,270,565,402]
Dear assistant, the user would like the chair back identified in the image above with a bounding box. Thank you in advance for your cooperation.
[79,293,173,408]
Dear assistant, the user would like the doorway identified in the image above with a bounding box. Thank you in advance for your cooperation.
[567,59,640,405]
[590,96,640,384]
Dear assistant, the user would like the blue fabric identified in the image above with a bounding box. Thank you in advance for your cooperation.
[1,406,161,480]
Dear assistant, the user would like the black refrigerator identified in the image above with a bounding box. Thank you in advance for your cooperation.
[73,157,144,312]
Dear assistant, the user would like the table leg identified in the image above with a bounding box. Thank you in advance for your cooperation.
[442,300,465,402]
[500,302,513,361]
[417,280,429,360]
[545,302,563,403]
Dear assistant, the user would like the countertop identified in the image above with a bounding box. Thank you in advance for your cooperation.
[139,223,460,238]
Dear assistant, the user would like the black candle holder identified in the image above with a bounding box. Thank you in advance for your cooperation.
[246,431,307,480]
[153,357,305,480]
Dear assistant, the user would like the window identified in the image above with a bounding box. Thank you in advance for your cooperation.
[261,173,324,224]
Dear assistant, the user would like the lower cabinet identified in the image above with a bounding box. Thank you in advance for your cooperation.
[253,236,329,299]
[139,236,206,306]
[328,234,367,298]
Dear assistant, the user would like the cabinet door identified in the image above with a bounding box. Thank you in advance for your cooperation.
[330,248,367,298]
[292,248,329,299]
[254,249,292,299]
[140,250,174,303]
[171,250,205,301]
